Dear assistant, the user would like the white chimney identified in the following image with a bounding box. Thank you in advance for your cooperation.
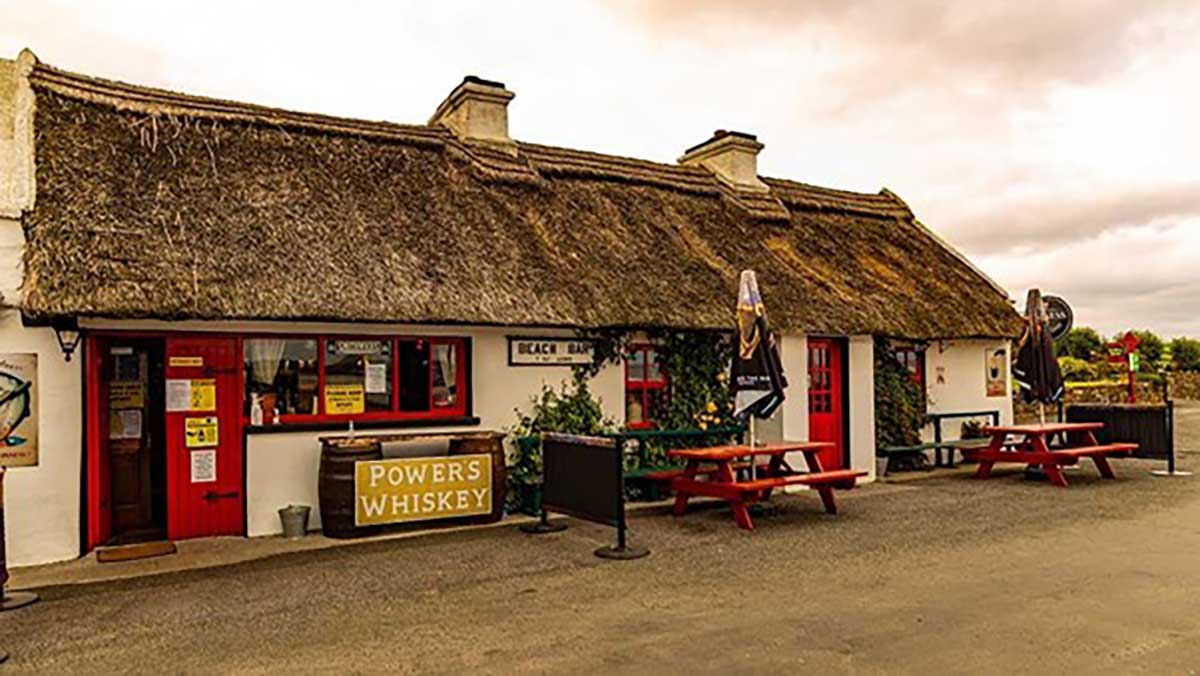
[678,130,767,191]
[429,76,515,146]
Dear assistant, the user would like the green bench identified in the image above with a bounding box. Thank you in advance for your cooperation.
[611,426,746,500]
[878,410,1000,474]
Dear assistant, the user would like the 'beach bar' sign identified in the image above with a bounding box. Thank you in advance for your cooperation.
[507,337,595,366]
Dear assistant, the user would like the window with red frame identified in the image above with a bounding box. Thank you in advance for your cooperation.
[625,345,668,429]
[893,345,925,389]
[243,335,468,424]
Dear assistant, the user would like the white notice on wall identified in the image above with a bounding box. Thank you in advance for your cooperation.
[109,409,143,440]
[365,363,387,394]
[190,449,216,483]
[166,379,192,412]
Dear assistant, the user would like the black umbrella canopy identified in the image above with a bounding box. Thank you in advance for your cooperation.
[1013,289,1064,405]
[731,270,787,421]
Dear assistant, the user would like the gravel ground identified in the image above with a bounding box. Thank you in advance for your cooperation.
[3,452,1200,675]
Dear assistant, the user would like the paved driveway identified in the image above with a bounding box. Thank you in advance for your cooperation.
[3,457,1199,675]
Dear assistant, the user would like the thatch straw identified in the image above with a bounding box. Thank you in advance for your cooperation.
[21,64,1021,339]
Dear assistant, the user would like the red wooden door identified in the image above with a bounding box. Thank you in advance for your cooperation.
[164,337,243,539]
[85,335,113,549]
[807,338,845,470]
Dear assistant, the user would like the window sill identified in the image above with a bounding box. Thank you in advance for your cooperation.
[245,416,481,435]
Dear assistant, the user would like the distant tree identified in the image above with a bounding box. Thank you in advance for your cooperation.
[1056,327,1103,361]
[1170,337,1200,372]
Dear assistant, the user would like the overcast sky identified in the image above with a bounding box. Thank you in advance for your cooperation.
[3,0,1197,337]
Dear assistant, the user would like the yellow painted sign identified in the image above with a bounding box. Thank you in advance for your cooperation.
[355,454,492,526]
[185,416,219,448]
[189,378,216,412]
[108,381,145,409]
[169,356,204,368]
[324,383,365,415]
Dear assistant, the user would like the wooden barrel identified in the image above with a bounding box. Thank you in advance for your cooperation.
[318,438,383,539]
[448,433,506,523]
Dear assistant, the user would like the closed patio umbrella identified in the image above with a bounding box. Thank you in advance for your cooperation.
[1013,289,1064,419]
[730,271,787,479]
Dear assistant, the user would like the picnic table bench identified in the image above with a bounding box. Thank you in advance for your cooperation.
[961,422,1137,487]
[667,442,868,530]
[878,410,1001,472]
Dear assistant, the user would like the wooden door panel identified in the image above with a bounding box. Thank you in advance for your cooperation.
[165,337,243,540]
[807,339,845,470]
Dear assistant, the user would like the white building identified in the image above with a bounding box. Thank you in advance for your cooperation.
[0,50,1020,566]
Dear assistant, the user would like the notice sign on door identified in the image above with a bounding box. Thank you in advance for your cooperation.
[190,448,217,483]
[185,416,219,448]
[167,379,217,412]
[324,383,365,415]
[355,454,492,526]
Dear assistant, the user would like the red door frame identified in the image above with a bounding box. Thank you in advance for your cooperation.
[85,331,245,551]
[807,337,848,471]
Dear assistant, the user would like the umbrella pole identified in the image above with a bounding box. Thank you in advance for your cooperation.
[749,416,757,481]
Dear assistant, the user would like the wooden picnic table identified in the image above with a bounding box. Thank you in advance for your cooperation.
[666,442,867,530]
[965,422,1137,488]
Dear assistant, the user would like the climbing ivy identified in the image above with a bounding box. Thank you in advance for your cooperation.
[873,337,927,449]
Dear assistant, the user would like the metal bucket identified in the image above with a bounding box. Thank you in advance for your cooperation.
[278,505,310,539]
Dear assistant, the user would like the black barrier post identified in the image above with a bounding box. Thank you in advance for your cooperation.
[520,506,567,534]
[594,457,647,560]
[1152,398,1191,478]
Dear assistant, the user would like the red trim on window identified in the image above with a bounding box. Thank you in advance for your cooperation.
[241,333,470,425]
[625,344,668,430]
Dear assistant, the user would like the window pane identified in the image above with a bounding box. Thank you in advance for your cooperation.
[626,388,645,425]
[645,348,664,382]
[325,339,392,414]
[398,339,431,412]
[627,349,646,382]
[245,339,318,417]
[431,342,458,409]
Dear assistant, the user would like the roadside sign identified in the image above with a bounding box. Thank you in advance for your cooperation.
[1043,295,1073,341]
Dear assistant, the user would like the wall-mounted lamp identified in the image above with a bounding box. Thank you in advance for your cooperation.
[52,317,81,362]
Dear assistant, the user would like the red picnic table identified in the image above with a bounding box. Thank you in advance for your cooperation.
[964,422,1137,488]
[666,442,867,530]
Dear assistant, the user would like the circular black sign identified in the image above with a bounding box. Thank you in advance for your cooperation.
[1043,295,1073,341]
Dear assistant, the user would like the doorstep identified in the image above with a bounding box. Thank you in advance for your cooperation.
[8,497,730,591]
[8,514,538,591]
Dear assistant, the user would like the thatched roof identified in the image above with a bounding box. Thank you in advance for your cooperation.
[20,63,1021,339]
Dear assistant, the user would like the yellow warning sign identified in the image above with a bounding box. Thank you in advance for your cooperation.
[169,356,204,368]
[108,381,145,409]
[189,378,216,412]
[185,416,219,448]
[324,383,365,415]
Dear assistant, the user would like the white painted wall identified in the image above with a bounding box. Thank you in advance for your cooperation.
[923,338,1014,460]
[2,51,84,567]
[847,336,878,481]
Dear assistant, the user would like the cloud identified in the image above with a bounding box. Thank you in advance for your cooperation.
[937,181,1200,251]
[973,220,1200,337]
[620,0,1197,101]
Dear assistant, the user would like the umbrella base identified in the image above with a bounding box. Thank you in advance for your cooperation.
[594,544,649,560]
[1150,470,1193,478]
[0,591,38,612]
[748,502,780,518]
[520,521,567,534]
